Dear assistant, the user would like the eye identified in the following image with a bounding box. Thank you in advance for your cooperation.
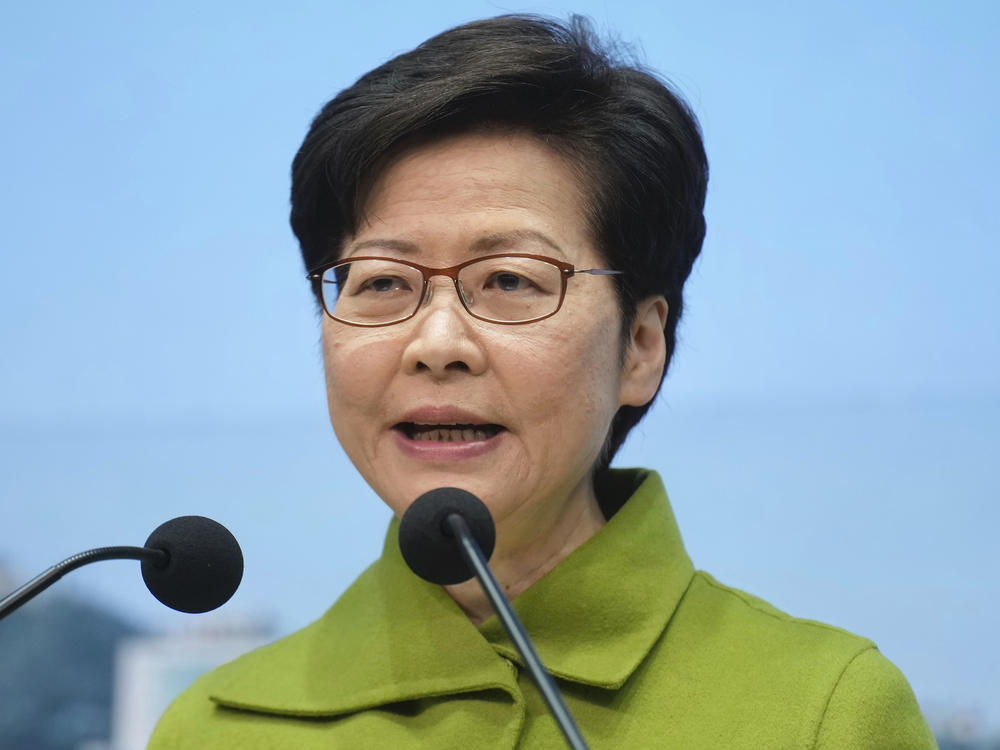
[357,275,412,294]
[485,271,534,292]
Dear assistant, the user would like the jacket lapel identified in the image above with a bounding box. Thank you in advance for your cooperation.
[209,522,517,716]
[478,470,694,689]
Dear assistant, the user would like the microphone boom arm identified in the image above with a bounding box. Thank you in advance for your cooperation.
[444,513,590,750]
[0,546,168,621]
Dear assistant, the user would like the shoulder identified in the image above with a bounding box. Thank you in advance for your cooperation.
[147,553,408,747]
[146,666,219,749]
[145,628,300,748]
[662,572,936,748]
[814,646,938,749]
[657,571,874,725]
[148,614,339,748]
[679,571,875,658]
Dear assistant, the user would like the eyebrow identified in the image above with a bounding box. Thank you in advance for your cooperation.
[470,230,566,258]
[343,229,567,259]
[344,238,418,256]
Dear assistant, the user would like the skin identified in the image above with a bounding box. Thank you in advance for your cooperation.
[321,131,668,623]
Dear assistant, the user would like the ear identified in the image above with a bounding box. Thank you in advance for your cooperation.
[618,296,669,408]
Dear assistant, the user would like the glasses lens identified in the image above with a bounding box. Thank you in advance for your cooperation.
[322,259,423,325]
[458,256,563,323]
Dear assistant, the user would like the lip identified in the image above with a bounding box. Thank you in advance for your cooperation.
[392,405,506,461]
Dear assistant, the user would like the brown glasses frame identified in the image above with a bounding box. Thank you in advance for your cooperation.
[306,253,623,327]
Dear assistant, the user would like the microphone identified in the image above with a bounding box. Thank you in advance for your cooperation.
[141,515,244,613]
[0,515,243,621]
[398,486,495,585]
[399,488,590,750]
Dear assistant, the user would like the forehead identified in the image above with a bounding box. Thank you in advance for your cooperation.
[350,131,597,264]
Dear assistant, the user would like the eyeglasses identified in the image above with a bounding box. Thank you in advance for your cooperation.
[307,253,623,327]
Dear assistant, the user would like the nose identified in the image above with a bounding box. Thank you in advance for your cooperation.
[400,277,487,378]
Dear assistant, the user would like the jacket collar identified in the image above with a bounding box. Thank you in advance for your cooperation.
[209,469,693,716]
[477,469,694,689]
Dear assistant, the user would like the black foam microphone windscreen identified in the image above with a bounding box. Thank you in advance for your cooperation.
[398,487,496,585]
[141,515,244,613]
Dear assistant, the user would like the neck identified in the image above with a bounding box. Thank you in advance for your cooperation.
[444,481,606,625]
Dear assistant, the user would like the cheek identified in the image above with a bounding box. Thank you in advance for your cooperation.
[321,325,399,420]
[503,308,623,437]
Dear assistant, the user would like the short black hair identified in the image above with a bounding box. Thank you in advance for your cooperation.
[290,14,708,470]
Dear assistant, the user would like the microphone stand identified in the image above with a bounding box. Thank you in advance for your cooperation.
[444,513,590,750]
[0,546,168,621]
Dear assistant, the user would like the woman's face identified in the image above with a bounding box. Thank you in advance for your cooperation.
[321,131,660,545]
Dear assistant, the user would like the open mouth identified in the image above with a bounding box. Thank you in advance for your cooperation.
[396,422,505,442]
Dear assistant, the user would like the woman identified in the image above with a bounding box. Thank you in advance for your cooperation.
[150,15,935,748]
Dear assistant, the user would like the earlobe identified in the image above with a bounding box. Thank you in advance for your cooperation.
[619,296,669,407]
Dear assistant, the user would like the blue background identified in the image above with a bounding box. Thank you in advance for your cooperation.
[1,0,997,732]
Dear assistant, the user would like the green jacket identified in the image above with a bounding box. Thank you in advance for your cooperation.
[149,470,936,748]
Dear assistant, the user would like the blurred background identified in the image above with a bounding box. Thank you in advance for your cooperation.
[1,1,997,748]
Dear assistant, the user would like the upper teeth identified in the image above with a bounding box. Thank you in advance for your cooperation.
[411,425,491,442]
